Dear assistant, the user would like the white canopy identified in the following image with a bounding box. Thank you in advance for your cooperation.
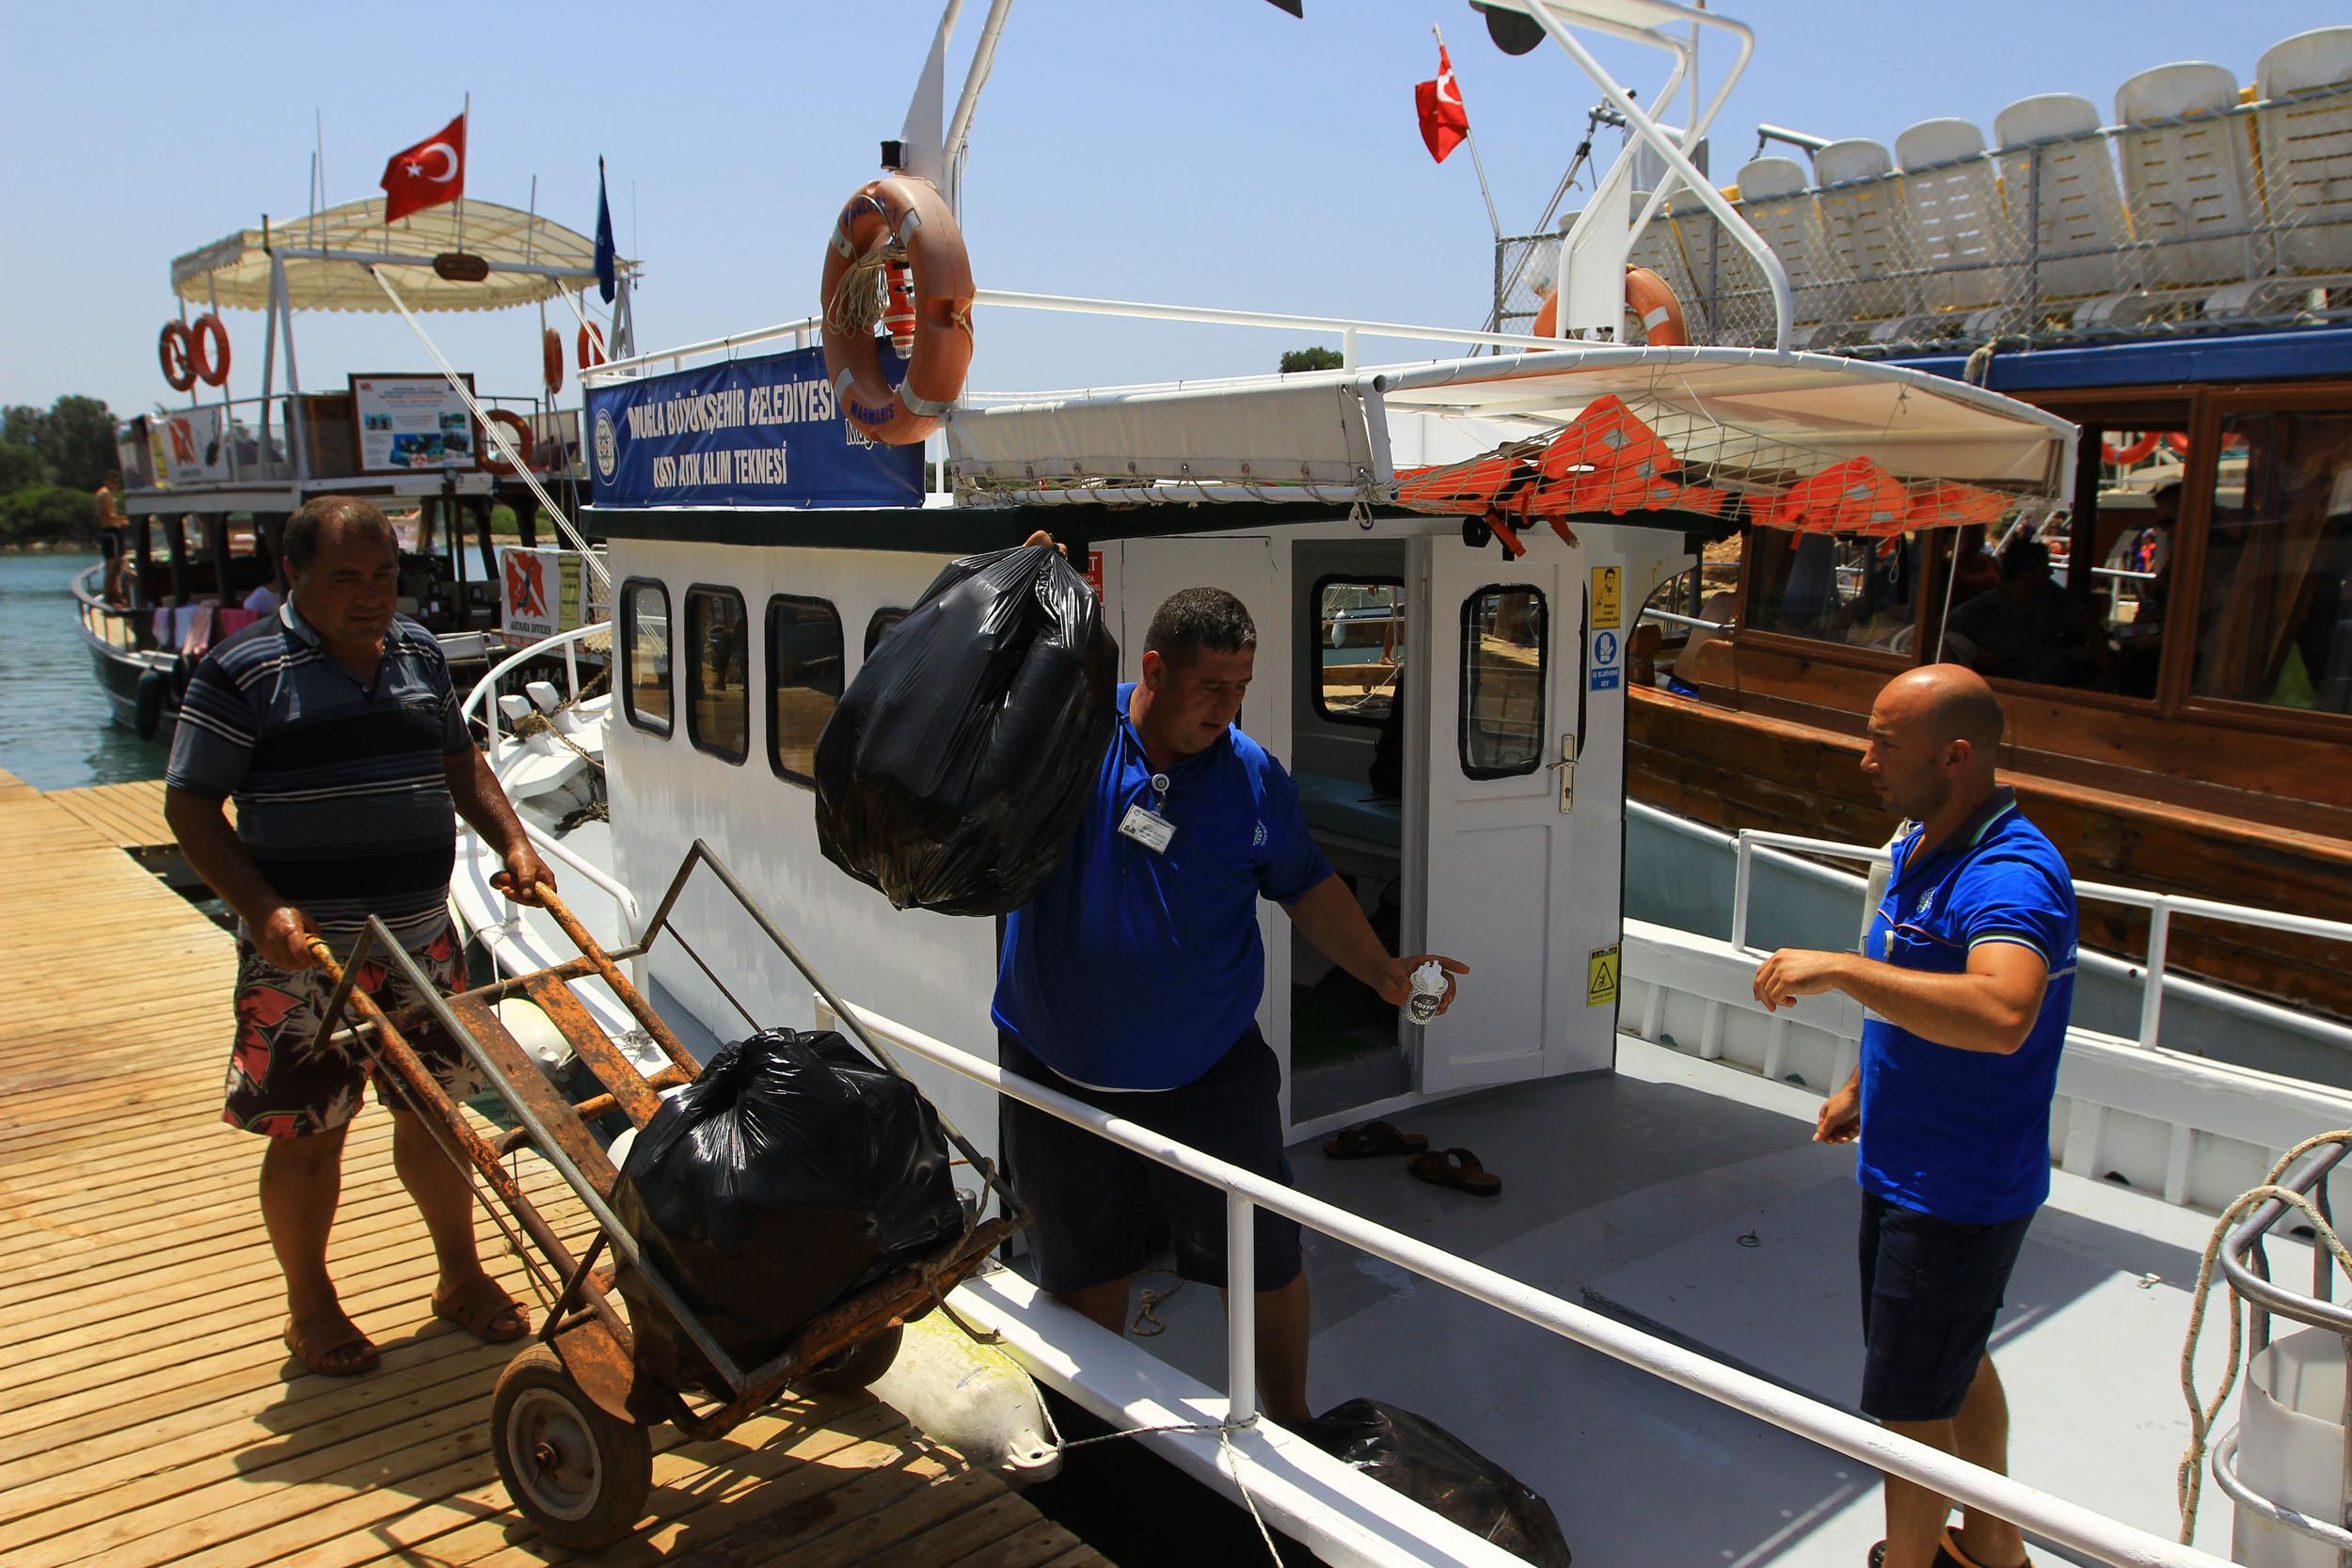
[171,198,636,314]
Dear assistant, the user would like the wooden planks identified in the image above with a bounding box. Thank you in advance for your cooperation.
[0,768,1108,1568]
[46,777,174,851]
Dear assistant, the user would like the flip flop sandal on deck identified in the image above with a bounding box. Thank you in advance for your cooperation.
[1322,1119,1431,1160]
[431,1276,532,1343]
[1406,1147,1502,1196]
[1867,1533,2030,1568]
[284,1311,380,1377]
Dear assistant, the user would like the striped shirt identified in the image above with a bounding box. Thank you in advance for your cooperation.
[166,601,468,948]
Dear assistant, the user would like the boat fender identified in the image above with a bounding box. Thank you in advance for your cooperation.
[867,1311,1062,1486]
[818,175,973,445]
[541,328,564,398]
[159,322,197,392]
[1531,267,1688,347]
[577,321,606,372]
[134,668,170,740]
[190,313,231,388]
[481,408,534,474]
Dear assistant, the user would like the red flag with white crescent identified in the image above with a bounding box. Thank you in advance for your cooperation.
[379,113,467,224]
[1414,44,1470,164]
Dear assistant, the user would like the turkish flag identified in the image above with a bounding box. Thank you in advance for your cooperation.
[379,114,467,224]
[1414,44,1470,164]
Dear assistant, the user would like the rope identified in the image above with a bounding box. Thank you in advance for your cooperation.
[1131,1271,1184,1337]
[824,239,898,339]
[1053,1414,1284,1565]
[365,265,610,594]
[509,708,602,770]
[2175,1130,2352,1544]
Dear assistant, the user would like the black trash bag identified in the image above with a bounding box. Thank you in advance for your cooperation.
[611,1028,965,1392]
[1297,1399,1572,1568]
[814,543,1119,916]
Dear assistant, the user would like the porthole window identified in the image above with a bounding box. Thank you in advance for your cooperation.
[864,606,910,660]
[621,578,672,736]
[770,595,846,785]
[685,584,749,765]
[1313,577,1405,726]
[1460,585,1547,778]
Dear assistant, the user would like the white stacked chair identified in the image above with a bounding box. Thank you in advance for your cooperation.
[1891,118,2021,334]
[1993,92,2134,309]
[2254,25,2352,277]
[1811,138,1919,329]
[1733,155,1842,344]
[2113,61,2264,290]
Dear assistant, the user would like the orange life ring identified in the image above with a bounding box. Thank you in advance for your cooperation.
[818,176,973,446]
[2102,433,2161,466]
[159,321,197,391]
[542,328,564,397]
[1531,267,1688,347]
[189,314,231,388]
[480,408,534,474]
[577,321,606,371]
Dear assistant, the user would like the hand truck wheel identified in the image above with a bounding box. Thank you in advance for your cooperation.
[490,1343,651,1550]
[796,1323,905,1394]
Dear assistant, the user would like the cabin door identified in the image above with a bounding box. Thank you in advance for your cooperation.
[1414,536,1583,1095]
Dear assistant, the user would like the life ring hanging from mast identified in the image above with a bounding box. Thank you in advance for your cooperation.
[819,175,973,446]
[158,321,197,392]
[189,314,231,387]
[1531,267,1687,347]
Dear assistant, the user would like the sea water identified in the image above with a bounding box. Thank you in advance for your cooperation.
[0,551,169,790]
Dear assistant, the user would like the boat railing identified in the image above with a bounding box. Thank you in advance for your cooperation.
[1709,811,2352,1052]
[69,562,150,653]
[1493,72,2352,354]
[591,835,2223,1568]
[126,391,580,492]
[1639,606,1735,634]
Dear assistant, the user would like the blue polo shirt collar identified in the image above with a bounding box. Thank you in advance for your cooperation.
[1892,785,2020,895]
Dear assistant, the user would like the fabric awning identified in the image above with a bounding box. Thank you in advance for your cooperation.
[170,198,637,314]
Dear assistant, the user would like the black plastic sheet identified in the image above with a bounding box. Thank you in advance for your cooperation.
[814,543,1119,916]
[1298,1399,1572,1567]
[612,1028,965,1392]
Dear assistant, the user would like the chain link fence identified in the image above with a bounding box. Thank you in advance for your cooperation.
[1496,74,2352,354]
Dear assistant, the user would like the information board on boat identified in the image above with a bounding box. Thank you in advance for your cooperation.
[586,344,923,510]
[350,373,479,475]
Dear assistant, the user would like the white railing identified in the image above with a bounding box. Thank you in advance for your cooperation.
[817,996,2227,1568]
[1691,805,2352,1053]
[455,618,638,935]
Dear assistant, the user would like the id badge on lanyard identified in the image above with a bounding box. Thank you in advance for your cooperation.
[1118,770,1177,855]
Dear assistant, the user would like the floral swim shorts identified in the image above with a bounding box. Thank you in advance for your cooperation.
[221,921,487,1137]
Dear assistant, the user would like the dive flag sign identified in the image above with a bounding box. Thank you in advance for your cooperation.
[586,344,923,510]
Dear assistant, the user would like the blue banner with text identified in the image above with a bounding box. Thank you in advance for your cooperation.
[586,344,923,509]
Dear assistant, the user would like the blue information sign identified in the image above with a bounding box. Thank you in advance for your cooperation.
[586,344,924,509]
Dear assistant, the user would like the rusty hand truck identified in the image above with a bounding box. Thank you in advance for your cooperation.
[306,839,1027,1551]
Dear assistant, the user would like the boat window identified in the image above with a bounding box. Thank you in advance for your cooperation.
[685,585,749,765]
[864,607,908,659]
[621,578,672,736]
[2192,411,2352,715]
[768,595,845,785]
[1745,528,1920,655]
[1460,585,1546,778]
[1314,577,1405,727]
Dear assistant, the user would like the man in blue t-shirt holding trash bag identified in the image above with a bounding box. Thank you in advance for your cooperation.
[1754,664,2077,1568]
[995,536,1469,1426]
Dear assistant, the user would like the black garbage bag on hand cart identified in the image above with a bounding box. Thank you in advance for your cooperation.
[1298,1398,1573,1567]
[814,542,1119,916]
[611,1027,967,1391]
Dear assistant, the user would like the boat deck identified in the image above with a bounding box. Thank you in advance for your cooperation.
[0,769,1105,1568]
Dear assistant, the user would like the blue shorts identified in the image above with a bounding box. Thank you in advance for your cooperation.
[1858,1191,2034,1422]
[997,1025,1303,1295]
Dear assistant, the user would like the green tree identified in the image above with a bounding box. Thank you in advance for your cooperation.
[40,396,119,490]
[1279,346,1344,373]
[0,405,45,490]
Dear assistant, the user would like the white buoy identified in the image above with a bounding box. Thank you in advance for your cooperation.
[2233,1324,2349,1567]
[871,1309,1062,1485]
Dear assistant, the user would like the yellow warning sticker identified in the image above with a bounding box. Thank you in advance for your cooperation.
[1591,565,1622,630]
[1587,943,1622,1008]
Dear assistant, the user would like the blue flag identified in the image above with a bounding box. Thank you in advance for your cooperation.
[594,157,616,304]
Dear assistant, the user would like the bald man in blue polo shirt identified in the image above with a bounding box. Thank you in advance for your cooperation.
[1754,665,2075,1568]
[995,579,1467,1426]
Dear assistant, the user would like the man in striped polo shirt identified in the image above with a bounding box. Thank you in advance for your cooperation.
[166,495,555,1379]
[1753,665,2076,1568]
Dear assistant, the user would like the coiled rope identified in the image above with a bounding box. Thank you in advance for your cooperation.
[2175,1130,2352,1544]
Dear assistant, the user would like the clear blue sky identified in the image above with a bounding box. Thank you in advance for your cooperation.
[3,0,2342,420]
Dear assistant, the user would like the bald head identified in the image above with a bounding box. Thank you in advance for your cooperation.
[1862,665,2004,823]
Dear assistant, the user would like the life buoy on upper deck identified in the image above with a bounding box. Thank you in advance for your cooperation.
[480,408,534,474]
[542,328,564,398]
[190,314,231,388]
[159,321,197,392]
[577,321,606,372]
[1531,266,1687,347]
[819,176,973,446]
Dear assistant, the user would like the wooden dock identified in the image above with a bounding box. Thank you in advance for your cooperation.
[0,768,1106,1568]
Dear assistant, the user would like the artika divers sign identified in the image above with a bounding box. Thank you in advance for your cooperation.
[586,344,923,509]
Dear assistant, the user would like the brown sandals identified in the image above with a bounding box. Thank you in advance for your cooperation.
[1406,1147,1502,1197]
[431,1275,532,1343]
[1322,1119,1431,1160]
[284,1310,380,1377]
